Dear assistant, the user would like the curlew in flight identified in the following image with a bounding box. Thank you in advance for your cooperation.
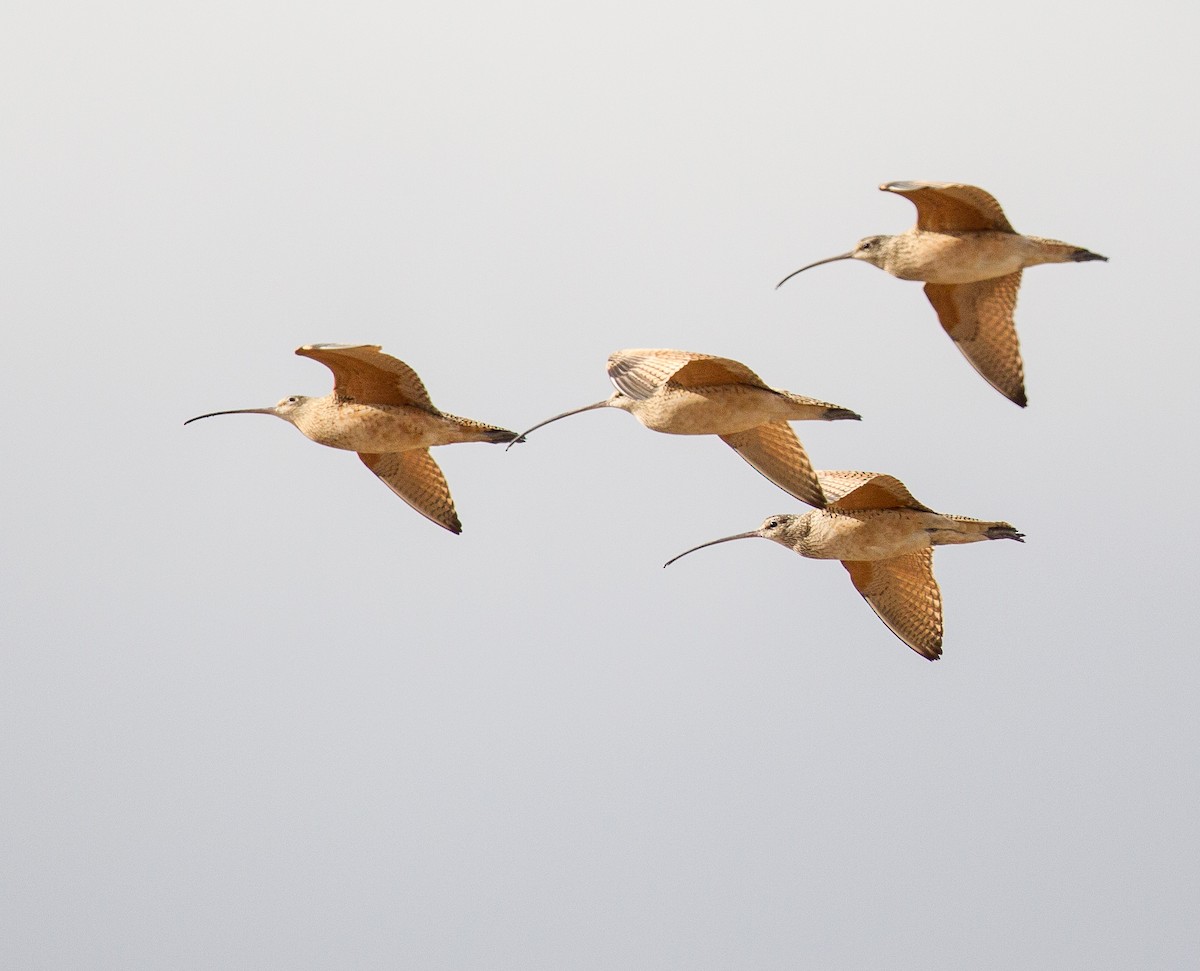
[509,348,860,508]
[185,343,518,533]
[664,470,1023,660]
[777,181,1107,407]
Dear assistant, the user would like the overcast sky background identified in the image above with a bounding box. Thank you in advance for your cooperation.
[3,1,1197,967]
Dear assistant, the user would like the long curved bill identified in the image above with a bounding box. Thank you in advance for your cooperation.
[505,400,610,452]
[775,251,854,289]
[663,530,762,568]
[184,407,275,425]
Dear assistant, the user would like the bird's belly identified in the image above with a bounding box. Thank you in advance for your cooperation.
[299,403,440,452]
[894,232,1028,284]
[807,511,934,560]
[637,388,781,435]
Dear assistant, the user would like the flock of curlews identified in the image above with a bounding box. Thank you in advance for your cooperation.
[186,181,1106,660]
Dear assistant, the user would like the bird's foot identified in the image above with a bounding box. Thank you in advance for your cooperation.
[986,525,1025,542]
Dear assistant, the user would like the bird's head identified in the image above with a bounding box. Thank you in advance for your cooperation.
[848,235,892,268]
[271,395,310,420]
[756,513,811,547]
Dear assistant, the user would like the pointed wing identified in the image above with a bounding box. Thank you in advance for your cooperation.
[607,349,764,400]
[358,450,462,533]
[297,344,436,409]
[842,551,944,660]
[817,471,931,512]
[720,421,825,508]
[924,272,1027,407]
[881,182,1015,233]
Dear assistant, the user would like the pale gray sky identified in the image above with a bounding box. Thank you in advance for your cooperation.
[3,1,1197,968]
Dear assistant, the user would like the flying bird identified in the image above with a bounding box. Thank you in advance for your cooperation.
[777,181,1107,407]
[185,343,518,533]
[510,348,860,508]
[665,470,1023,660]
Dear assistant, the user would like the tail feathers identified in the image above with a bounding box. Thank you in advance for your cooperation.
[1028,236,1108,264]
[442,413,522,444]
[481,427,522,444]
[777,391,862,422]
[936,515,1025,545]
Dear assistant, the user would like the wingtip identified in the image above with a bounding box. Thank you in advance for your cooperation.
[907,640,943,661]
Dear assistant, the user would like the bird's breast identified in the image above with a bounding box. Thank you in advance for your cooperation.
[802,510,935,560]
[295,401,445,452]
[634,386,786,435]
[888,231,1030,284]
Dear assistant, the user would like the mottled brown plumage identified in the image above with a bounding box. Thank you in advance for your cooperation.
[665,471,1024,660]
[185,343,518,533]
[510,349,860,508]
[777,181,1108,407]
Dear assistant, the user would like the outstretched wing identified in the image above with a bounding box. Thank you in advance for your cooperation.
[881,182,1015,234]
[358,449,461,533]
[720,422,825,508]
[297,344,436,409]
[817,471,931,512]
[842,551,944,660]
[924,272,1026,407]
[607,349,765,400]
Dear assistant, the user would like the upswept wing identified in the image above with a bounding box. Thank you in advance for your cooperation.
[358,449,462,533]
[297,344,436,409]
[880,182,1015,234]
[816,471,931,512]
[924,272,1027,407]
[842,551,944,660]
[720,421,825,508]
[607,349,765,400]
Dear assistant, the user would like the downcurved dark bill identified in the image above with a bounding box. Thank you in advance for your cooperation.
[505,400,610,451]
[184,407,274,425]
[663,530,761,568]
[775,251,854,289]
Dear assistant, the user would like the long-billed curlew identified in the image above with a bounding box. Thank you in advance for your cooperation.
[664,470,1023,659]
[185,344,518,533]
[509,348,860,508]
[777,181,1108,407]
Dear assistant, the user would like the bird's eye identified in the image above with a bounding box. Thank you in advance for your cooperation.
[860,241,873,250]
[287,397,298,403]
[767,519,779,529]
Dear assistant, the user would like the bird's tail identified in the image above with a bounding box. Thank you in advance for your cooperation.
[932,516,1025,545]
[1026,236,1108,264]
[443,414,523,444]
[777,391,862,422]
